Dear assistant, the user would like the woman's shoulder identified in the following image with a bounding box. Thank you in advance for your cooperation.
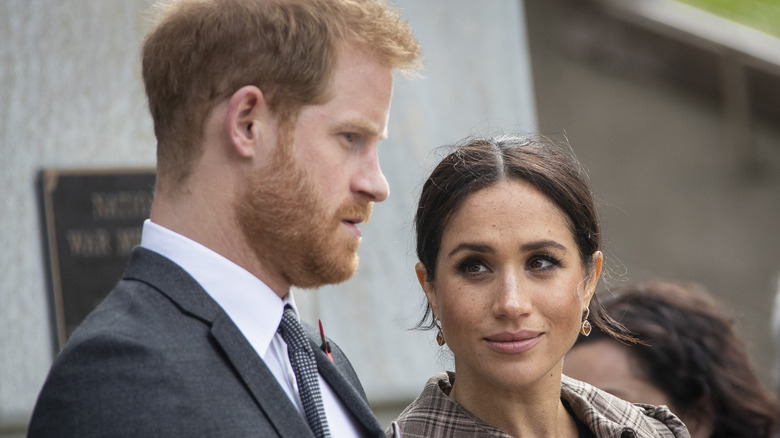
[561,375,690,438]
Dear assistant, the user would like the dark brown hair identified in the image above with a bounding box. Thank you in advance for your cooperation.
[576,280,780,437]
[414,134,622,338]
[142,0,421,187]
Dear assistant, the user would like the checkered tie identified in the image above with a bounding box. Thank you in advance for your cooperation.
[278,306,331,438]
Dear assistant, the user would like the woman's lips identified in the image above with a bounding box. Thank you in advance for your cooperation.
[484,331,543,354]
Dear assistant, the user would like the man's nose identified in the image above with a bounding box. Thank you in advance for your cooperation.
[352,147,389,202]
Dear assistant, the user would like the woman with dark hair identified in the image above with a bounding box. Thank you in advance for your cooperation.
[564,281,780,438]
[390,135,689,437]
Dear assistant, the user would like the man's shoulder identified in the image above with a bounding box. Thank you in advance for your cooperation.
[46,263,211,384]
[68,262,188,345]
[28,267,273,437]
[41,248,216,396]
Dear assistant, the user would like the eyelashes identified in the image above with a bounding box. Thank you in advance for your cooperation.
[455,252,564,277]
[527,252,563,270]
[456,256,489,276]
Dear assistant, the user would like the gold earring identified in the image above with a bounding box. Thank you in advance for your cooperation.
[434,318,446,346]
[580,308,592,336]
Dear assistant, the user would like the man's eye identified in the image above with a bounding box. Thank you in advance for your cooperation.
[343,133,354,142]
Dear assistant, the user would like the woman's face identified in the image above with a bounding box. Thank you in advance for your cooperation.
[418,180,601,393]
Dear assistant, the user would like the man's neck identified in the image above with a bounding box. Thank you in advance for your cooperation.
[149,193,292,299]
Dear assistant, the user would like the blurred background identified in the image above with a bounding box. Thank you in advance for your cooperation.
[1,0,779,435]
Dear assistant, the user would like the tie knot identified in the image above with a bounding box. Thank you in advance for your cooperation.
[278,306,310,352]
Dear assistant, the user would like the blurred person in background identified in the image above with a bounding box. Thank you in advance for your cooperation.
[773,276,780,399]
[565,280,780,438]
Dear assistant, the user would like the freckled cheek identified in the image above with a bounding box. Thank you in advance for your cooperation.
[540,294,581,333]
[439,286,489,333]
[437,284,467,316]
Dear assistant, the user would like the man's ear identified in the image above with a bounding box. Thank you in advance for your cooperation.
[415,262,438,317]
[225,85,270,158]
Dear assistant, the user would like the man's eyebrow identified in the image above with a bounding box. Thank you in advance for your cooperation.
[335,119,387,140]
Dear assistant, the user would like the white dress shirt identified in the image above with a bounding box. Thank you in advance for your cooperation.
[140,219,362,437]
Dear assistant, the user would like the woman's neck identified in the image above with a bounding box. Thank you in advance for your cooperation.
[448,371,579,438]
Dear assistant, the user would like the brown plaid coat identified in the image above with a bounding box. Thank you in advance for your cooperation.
[388,372,690,438]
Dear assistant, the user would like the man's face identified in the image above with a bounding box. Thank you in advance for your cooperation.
[237,44,394,290]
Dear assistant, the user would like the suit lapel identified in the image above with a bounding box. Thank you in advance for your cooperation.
[210,314,314,438]
[124,248,314,437]
[308,338,385,437]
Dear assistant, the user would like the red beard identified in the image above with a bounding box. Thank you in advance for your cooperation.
[236,144,372,289]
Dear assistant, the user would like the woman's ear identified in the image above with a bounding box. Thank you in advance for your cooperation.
[582,251,604,305]
[225,85,270,158]
[415,262,438,316]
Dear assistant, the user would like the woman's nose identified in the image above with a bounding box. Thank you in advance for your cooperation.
[492,271,532,318]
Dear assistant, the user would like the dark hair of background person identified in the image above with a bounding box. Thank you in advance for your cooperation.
[413,134,630,342]
[579,280,780,437]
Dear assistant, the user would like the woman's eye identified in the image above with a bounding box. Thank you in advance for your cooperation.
[458,258,489,275]
[465,262,484,273]
[527,256,558,270]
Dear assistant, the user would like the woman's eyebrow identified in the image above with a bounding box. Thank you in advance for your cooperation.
[446,243,493,258]
[520,240,566,252]
[447,240,567,258]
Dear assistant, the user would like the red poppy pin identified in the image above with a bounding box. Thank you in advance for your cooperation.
[319,319,334,363]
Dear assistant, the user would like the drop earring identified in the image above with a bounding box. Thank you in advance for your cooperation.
[434,318,446,346]
[580,308,592,336]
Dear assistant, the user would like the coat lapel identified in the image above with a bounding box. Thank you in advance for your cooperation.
[308,335,385,437]
[210,313,314,437]
[125,248,314,437]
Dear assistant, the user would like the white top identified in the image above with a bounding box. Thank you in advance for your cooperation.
[140,219,362,437]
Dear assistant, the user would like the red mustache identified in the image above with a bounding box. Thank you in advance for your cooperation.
[336,201,373,224]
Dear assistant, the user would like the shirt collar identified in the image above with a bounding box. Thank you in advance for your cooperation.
[139,219,298,356]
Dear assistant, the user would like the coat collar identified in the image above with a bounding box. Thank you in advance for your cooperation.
[124,247,385,437]
[561,375,690,437]
[124,247,315,436]
[304,322,385,437]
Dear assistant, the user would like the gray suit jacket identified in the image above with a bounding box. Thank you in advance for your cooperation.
[28,247,386,437]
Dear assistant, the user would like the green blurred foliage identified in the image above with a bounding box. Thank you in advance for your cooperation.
[677,0,780,38]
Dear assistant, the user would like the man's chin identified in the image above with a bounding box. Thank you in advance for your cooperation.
[291,253,359,289]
